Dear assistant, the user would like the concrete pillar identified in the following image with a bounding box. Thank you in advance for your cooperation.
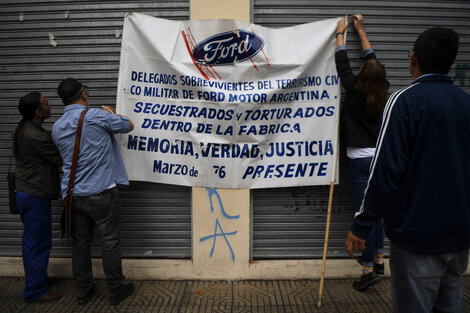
[190,0,252,279]
[190,0,251,21]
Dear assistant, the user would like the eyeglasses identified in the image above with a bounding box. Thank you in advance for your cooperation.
[408,48,413,57]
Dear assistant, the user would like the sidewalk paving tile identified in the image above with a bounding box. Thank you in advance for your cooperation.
[181,281,232,312]
[134,281,185,307]
[1,276,470,312]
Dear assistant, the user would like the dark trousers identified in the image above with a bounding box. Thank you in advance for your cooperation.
[16,191,52,301]
[390,243,469,313]
[349,157,384,266]
[71,187,124,298]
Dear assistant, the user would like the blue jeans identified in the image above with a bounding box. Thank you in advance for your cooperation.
[349,157,384,266]
[71,187,125,298]
[16,191,52,301]
[390,243,469,313]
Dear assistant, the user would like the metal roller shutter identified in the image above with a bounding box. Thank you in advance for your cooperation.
[0,0,191,259]
[252,0,470,259]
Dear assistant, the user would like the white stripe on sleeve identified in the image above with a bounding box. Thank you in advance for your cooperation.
[354,83,420,218]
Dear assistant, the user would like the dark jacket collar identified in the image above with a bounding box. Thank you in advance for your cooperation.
[413,74,453,84]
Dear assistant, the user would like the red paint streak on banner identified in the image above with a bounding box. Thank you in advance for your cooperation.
[181,30,210,80]
[187,28,221,79]
[250,26,271,67]
[233,28,258,71]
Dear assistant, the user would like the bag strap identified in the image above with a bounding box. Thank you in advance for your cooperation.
[62,109,87,240]
[67,109,88,193]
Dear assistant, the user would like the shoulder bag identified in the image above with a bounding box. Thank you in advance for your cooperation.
[61,109,87,240]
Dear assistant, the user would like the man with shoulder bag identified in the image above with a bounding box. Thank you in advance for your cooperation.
[52,78,135,306]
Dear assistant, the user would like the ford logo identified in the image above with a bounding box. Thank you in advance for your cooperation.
[192,30,264,66]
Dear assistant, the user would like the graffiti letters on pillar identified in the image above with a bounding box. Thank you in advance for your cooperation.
[199,188,239,261]
[206,187,240,219]
[455,64,470,87]
[200,218,238,261]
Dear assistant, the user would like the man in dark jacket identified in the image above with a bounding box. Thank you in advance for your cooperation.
[346,27,470,313]
[13,92,62,302]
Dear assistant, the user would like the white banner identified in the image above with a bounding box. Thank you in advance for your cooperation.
[116,13,341,189]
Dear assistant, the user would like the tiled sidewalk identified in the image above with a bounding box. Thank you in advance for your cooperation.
[1,276,469,312]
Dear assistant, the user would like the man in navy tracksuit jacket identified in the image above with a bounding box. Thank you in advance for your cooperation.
[346,27,470,313]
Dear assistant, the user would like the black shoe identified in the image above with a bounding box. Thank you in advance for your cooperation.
[373,262,385,275]
[77,283,94,305]
[353,271,381,292]
[356,258,385,275]
[109,283,134,305]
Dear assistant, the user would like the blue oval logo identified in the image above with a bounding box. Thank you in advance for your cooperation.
[192,30,264,66]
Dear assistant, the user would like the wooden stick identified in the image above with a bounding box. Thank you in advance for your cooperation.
[317,180,335,308]
[317,64,341,307]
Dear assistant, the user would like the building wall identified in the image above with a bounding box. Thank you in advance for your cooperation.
[0,0,193,260]
[251,0,470,260]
